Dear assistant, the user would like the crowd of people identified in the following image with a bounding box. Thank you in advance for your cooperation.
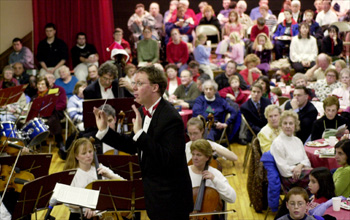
[1,0,350,219]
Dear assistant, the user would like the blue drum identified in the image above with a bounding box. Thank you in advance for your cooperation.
[22,118,49,146]
[1,121,19,138]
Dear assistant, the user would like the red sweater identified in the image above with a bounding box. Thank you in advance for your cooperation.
[250,25,269,42]
[239,68,260,86]
[166,41,189,64]
[218,87,248,106]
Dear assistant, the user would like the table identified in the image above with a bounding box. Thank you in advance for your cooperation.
[304,140,341,170]
[179,109,192,129]
[324,200,350,220]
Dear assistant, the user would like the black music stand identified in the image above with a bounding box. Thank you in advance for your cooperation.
[26,94,58,123]
[0,84,27,106]
[0,154,52,178]
[83,98,140,129]
[12,169,77,220]
[97,155,141,180]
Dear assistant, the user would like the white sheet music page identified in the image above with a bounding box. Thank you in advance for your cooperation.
[52,183,100,209]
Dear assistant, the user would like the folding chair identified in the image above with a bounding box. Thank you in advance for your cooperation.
[241,114,257,173]
[195,24,221,49]
[217,113,231,147]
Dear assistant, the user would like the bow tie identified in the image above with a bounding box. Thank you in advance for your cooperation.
[142,102,159,118]
[104,85,112,91]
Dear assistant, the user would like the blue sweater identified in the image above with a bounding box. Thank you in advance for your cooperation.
[55,76,78,99]
[193,45,211,65]
[67,94,83,124]
[273,20,299,41]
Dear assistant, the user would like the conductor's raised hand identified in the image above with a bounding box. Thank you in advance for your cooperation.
[132,104,142,134]
[93,107,108,131]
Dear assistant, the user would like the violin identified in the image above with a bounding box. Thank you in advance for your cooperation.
[0,136,26,156]
[207,113,215,133]
[190,163,223,220]
[117,110,126,134]
[0,164,35,193]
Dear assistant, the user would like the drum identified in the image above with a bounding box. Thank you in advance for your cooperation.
[22,118,49,146]
[1,121,19,138]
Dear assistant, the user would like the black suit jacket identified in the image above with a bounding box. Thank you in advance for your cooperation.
[100,98,193,219]
[285,101,318,144]
[241,97,271,135]
[83,79,119,100]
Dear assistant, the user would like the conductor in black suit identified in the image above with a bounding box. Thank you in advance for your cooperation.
[93,65,193,219]
[241,82,271,141]
[284,86,318,144]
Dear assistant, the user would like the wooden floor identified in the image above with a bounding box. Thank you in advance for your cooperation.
[31,143,277,220]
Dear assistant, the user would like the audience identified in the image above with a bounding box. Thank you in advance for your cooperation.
[67,81,87,131]
[236,0,253,37]
[165,64,181,96]
[259,4,277,37]
[334,59,347,74]
[257,76,278,105]
[166,28,189,74]
[217,0,232,26]
[332,68,350,107]
[218,75,248,107]
[333,139,350,197]
[215,60,248,91]
[55,65,79,99]
[321,25,343,59]
[12,62,30,85]
[149,2,164,38]
[239,54,262,86]
[113,28,132,63]
[252,33,273,75]
[9,37,34,69]
[223,10,244,40]
[304,9,323,50]
[315,0,338,28]
[137,26,159,67]
[305,53,335,81]
[309,68,342,101]
[86,64,99,84]
[199,5,221,44]
[193,34,213,79]
[0,65,20,89]
[250,0,272,21]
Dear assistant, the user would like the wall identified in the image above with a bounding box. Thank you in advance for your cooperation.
[0,0,33,54]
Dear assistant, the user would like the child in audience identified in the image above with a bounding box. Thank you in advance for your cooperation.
[252,33,273,75]
[224,32,244,65]
[193,34,214,79]
[307,167,335,213]
[218,75,248,106]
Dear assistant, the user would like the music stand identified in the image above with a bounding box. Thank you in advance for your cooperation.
[97,155,141,180]
[0,154,52,178]
[0,84,27,106]
[12,169,77,220]
[83,98,140,129]
[26,94,58,123]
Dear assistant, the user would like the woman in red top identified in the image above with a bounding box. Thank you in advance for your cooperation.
[218,75,248,107]
[165,64,181,96]
[239,54,262,86]
[0,65,19,89]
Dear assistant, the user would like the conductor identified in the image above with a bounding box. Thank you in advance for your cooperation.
[93,65,193,219]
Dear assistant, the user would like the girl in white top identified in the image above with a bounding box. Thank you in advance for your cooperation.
[188,139,236,203]
[185,117,238,163]
[64,138,124,219]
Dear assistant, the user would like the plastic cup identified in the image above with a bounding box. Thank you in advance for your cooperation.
[329,136,337,147]
[206,40,211,47]
[332,197,341,211]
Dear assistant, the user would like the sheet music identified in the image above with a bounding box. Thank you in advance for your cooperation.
[52,183,99,209]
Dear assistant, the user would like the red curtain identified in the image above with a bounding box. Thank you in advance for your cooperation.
[33,0,115,68]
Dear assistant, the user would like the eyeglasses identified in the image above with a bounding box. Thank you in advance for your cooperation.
[131,81,151,88]
[101,76,114,82]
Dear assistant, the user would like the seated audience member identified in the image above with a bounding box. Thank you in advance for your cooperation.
[215,60,248,91]
[271,110,312,192]
[188,61,201,82]
[55,65,79,99]
[290,0,303,23]
[119,63,136,96]
[314,0,323,17]
[71,32,99,81]
[195,2,208,22]
[332,68,350,107]
[127,3,157,42]
[64,138,124,219]
[222,10,244,40]
[172,0,198,25]
[241,82,271,141]
[24,75,38,99]
[196,74,211,93]
[9,38,34,69]
[67,81,87,131]
[290,22,318,73]
[137,27,159,67]
[304,10,323,50]
[166,28,189,74]
[307,167,335,214]
[284,86,318,144]
[334,59,347,74]
[217,32,245,65]
[250,0,273,22]
[239,54,262,86]
[273,9,299,60]
[311,96,349,140]
[309,68,342,101]
[259,4,277,36]
[149,2,164,38]
[333,139,350,197]
[84,62,121,100]
[332,0,350,20]
[315,0,338,28]
[277,0,291,23]
[277,187,319,220]
[37,23,68,78]
[192,80,240,142]
[0,65,19,89]
[258,104,282,153]
[236,0,253,37]
[321,25,343,59]
[0,81,27,122]
[165,64,181,95]
[217,0,232,27]
[169,70,201,109]
[12,62,29,85]
[165,4,195,44]
[112,28,132,63]
[291,73,316,100]
[252,33,273,75]
[257,76,278,105]
[218,75,249,107]
[188,139,237,204]
[250,17,269,43]
[86,64,99,85]
[305,53,335,81]
[164,0,178,24]
[199,5,221,44]
[185,117,238,162]
[193,34,213,79]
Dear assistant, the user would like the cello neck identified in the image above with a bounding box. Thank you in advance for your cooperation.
[193,163,209,211]
[89,137,102,180]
